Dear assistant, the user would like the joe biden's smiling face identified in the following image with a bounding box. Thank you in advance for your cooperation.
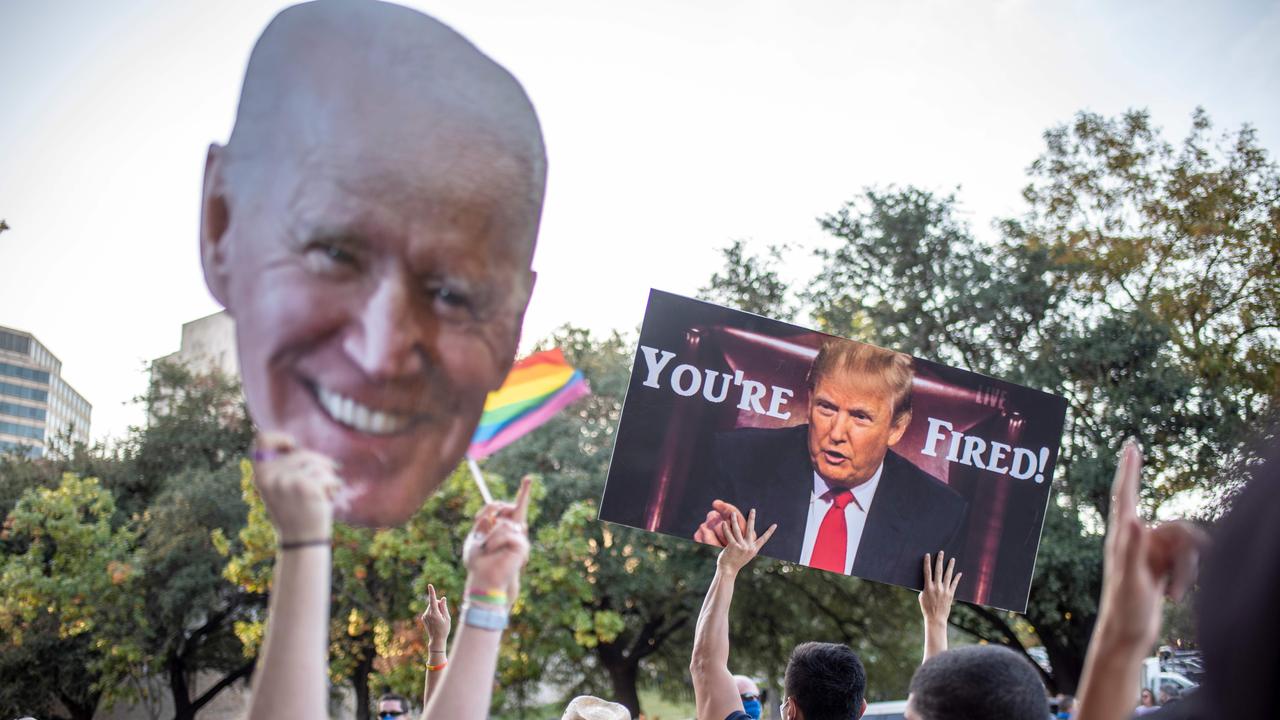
[199,1,544,526]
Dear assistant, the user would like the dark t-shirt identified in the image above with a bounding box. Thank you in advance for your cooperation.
[724,712,752,720]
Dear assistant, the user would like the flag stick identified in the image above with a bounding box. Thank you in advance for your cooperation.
[466,456,494,504]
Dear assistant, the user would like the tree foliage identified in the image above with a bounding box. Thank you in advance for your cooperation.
[0,474,146,720]
[724,108,1277,693]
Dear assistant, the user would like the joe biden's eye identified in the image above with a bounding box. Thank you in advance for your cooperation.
[303,240,360,275]
[424,281,478,321]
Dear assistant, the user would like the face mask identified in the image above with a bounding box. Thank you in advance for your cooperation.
[742,698,762,719]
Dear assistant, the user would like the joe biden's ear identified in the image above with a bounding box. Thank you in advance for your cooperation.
[200,142,232,309]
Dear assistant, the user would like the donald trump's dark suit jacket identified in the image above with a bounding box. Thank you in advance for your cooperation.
[676,424,968,589]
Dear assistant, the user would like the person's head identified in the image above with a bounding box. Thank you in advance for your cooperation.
[1158,684,1180,705]
[376,693,410,719]
[1139,688,1156,706]
[201,0,545,526]
[805,340,914,488]
[735,675,763,719]
[904,645,1048,720]
[782,642,867,720]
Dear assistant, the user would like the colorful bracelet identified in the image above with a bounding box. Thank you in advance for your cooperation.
[426,659,448,672]
[250,448,286,462]
[462,603,508,631]
[280,538,331,551]
[466,588,508,607]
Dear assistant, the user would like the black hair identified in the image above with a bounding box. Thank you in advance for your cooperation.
[783,642,867,720]
[908,645,1047,720]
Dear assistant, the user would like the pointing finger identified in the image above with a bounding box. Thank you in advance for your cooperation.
[1110,438,1142,529]
[756,523,778,548]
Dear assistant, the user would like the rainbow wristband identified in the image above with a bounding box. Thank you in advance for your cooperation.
[466,588,508,607]
[426,659,448,672]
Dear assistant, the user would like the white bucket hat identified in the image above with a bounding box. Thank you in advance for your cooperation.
[560,695,632,720]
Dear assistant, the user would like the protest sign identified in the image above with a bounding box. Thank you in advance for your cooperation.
[599,290,1067,612]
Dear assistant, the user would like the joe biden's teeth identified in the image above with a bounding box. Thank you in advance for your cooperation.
[316,386,412,436]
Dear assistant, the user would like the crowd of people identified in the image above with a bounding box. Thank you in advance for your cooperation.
[246,431,1276,720]
[58,1,1267,718]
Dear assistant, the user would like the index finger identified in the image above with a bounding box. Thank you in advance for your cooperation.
[1109,438,1143,527]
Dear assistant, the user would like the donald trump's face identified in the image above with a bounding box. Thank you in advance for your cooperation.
[807,371,910,489]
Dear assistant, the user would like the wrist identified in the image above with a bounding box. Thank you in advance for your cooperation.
[278,524,332,546]
[1095,615,1153,657]
[715,561,742,578]
[461,602,509,632]
[278,536,331,551]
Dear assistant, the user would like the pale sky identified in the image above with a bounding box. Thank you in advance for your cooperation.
[2,0,1277,445]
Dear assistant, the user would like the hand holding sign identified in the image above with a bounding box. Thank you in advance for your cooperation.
[715,509,777,575]
[693,499,746,547]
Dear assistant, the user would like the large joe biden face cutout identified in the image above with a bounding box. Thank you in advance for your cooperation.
[199,0,545,526]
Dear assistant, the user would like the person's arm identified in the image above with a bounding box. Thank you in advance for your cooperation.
[919,551,961,663]
[691,509,776,720]
[1075,440,1207,720]
[423,478,533,720]
[420,583,451,706]
[244,434,342,720]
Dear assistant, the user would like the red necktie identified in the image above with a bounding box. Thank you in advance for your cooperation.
[810,489,855,573]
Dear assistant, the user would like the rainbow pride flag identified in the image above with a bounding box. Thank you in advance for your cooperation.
[467,348,591,459]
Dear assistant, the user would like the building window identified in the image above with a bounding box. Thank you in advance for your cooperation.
[0,381,48,403]
[0,401,45,421]
[0,332,31,356]
[0,420,44,440]
[0,362,50,384]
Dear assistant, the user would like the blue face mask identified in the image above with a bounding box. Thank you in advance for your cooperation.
[742,698,762,719]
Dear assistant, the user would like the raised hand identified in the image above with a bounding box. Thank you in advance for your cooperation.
[919,551,962,626]
[1097,439,1208,649]
[694,499,746,547]
[716,508,777,575]
[1075,438,1211,720]
[420,583,451,649]
[919,550,962,661]
[251,432,341,544]
[462,476,534,595]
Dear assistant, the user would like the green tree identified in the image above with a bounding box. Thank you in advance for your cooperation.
[122,360,259,719]
[785,109,1278,693]
[0,474,147,720]
[700,239,794,320]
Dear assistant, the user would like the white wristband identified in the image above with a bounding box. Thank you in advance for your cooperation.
[462,603,508,631]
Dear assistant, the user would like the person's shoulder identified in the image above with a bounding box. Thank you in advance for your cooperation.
[883,450,965,508]
[723,712,753,720]
[715,423,807,455]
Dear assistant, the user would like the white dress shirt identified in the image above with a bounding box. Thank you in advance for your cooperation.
[798,462,884,574]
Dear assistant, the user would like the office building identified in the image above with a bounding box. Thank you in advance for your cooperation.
[153,310,238,378]
[0,325,92,456]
